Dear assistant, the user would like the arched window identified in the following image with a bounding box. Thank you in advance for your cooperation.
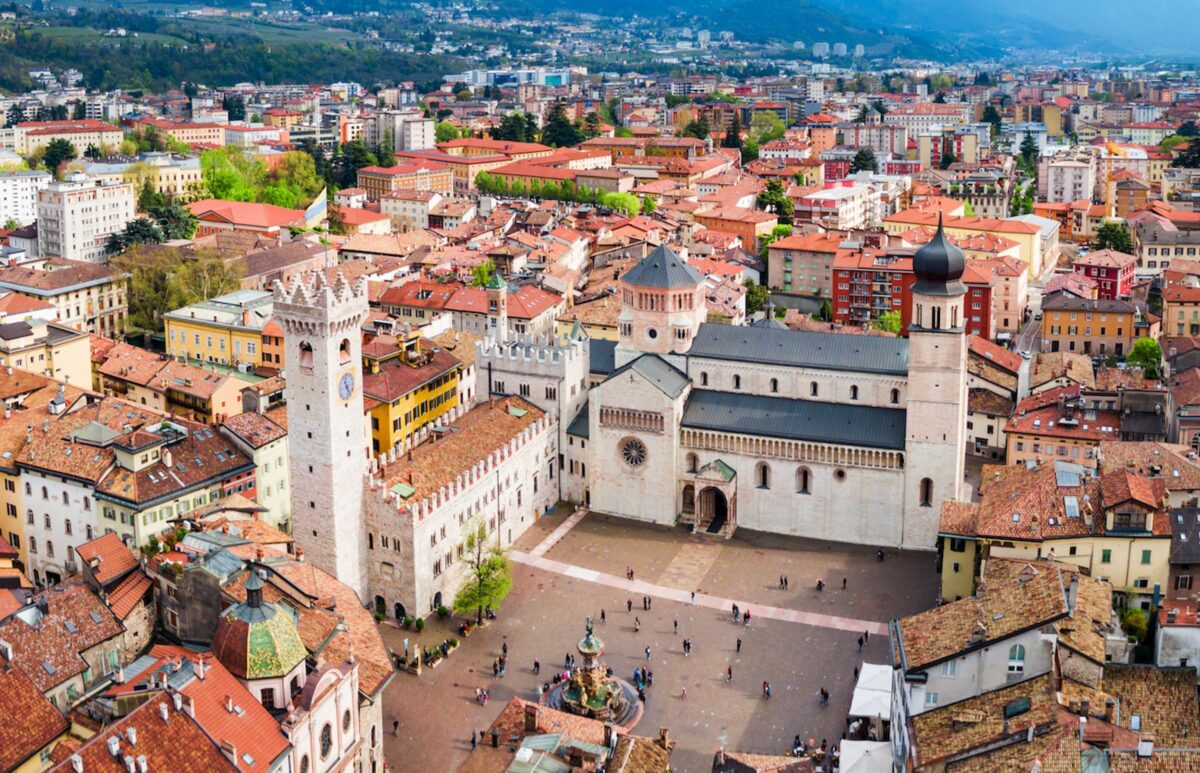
[46,540,54,558]
[339,338,352,365]
[41,486,47,500]
[920,478,933,507]
[733,374,741,390]
[770,378,779,393]
[891,388,900,405]
[298,341,314,369]
[810,381,818,397]
[756,462,771,489]
[850,385,859,400]
[686,453,698,473]
[700,371,709,386]
[931,307,942,330]
[62,491,69,505]
[28,536,36,554]
[64,519,71,535]
[368,533,374,549]
[1008,645,1025,676]
[796,467,811,495]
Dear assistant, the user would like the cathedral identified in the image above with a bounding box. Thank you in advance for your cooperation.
[271,220,969,617]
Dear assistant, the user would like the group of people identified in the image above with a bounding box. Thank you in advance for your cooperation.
[730,604,752,625]
[791,736,840,768]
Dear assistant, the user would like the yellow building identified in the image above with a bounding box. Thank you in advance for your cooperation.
[0,319,91,391]
[555,296,621,341]
[163,289,274,370]
[938,461,1171,603]
[362,332,461,456]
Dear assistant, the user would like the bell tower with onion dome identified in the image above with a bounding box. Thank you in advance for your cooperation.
[902,216,968,549]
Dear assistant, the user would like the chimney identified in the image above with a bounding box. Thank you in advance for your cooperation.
[173,692,183,713]
[225,695,234,713]
[659,727,670,749]
[295,546,304,561]
[70,754,84,773]
[159,702,169,723]
[126,727,137,746]
[123,756,135,773]
[1104,699,1115,723]
[523,702,539,732]
[1081,698,1090,717]
[196,657,206,680]
[136,757,148,773]
[106,737,121,758]
[219,740,237,764]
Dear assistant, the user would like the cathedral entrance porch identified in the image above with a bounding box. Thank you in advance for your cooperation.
[697,487,729,535]
[683,459,737,538]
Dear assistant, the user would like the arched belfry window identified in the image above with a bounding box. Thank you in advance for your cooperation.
[299,341,314,369]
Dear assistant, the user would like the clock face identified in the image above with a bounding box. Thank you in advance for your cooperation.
[338,372,355,400]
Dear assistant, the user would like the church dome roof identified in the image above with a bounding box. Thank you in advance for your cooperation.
[620,244,704,290]
[212,570,307,680]
[912,216,967,297]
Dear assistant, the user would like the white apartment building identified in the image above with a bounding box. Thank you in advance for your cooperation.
[1041,154,1097,204]
[379,189,442,231]
[366,110,435,152]
[36,174,135,263]
[794,184,872,229]
[0,170,51,226]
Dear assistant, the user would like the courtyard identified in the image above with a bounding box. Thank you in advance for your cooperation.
[381,510,938,773]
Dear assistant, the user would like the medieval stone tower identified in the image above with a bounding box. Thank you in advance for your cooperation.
[903,218,969,549]
[273,271,370,600]
[615,244,707,368]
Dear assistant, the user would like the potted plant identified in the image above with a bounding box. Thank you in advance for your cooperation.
[415,617,425,632]
[403,616,414,629]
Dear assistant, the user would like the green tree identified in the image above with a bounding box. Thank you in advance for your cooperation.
[640,197,657,214]
[741,138,759,164]
[200,147,267,201]
[107,217,164,254]
[850,148,877,173]
[1121,608,1148,642]
[109,245,180,330]
[601,192,639,217]
[1126,337,1162,379]
[4,104,21,129]
[939,148,957,170]
[435,120,461,143]
[1019,131,1039,169]
[523,113,539,143]
[1172,142,1200,169]
[818,298,833,322]
[494,112,528,142]
[137,176,165,211]
[1177,121,1198,138]
[872,311,902,335]
[744,280,769,315]
[453,520,512,624]
[581,111,604,139]
[1092,221,1135,253]
[756,180,793,225]
[541,101,583,148]
[750,111,785,144]
[982,105,1002,138]
[166,252,244,310]
[222,94,246,122]
[1161,135,1189,153]
[42,138,77,177]
[149,204,197,240]
[721,112,743,150]
[615,127,634,138]
[680,118,710,140]
[470,259,496,288]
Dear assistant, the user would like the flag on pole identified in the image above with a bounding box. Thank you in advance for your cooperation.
[305,187,328,229]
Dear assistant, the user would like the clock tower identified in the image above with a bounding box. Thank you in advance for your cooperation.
[273,271,370,600]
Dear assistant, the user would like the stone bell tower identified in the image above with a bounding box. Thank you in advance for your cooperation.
[903,217,968,549]
[272,271,370,600]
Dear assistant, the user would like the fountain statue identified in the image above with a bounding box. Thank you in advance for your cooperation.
[544,617,641,728]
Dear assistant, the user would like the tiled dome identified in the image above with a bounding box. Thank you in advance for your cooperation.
[212,570,306,680]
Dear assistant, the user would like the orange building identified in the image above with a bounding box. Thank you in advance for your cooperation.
[356,161,454,201]
[694,207,779,251]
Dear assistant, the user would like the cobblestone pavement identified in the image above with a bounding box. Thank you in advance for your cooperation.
[381,512,937,773]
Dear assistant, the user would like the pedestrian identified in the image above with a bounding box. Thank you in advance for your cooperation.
[475,687,483,703]
[819,687,829,706]
[736,637,742,653]
[842,577,847,590]
[727,665,733,682]
[600,609,606,624]
[629,568,635,581]
[634,616,640,632]
[732,602,739,621]
[681,686,687,700]
[492,659,499,677]
[638,686,646,702]
[647,597,652,610]
[392,719,399,736]
[534,659,541,675]
[783,575,788,590]
[877,547,885,562]
[857,636,864,651]
[645,645,651,661]
[691,591,696,605]
[502,642,508,657]
[853,665,859,680]
[647,670,653,686]
[634,666,641,683]
[627,599,633,613]
[779,575,784,589]
[642,596,647,610]
[864,630,870,644]
[743,610,751,625]
[673,619,678,634]
[471,729,477,750]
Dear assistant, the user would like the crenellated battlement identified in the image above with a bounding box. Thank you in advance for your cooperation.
[475,333,587,369]
[364,404,557,522]
[272,270,369,334]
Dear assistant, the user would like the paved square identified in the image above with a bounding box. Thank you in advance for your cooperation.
[381,513,937,773]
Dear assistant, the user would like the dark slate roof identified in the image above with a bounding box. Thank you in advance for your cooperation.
[0,321,31,341]
[751,316,788,330]
[609,354,690,398]
[566,400,589,439]
[681,389,907,450]
[687,323,909,375]
[589,338,616,376]
[1170,508,1200,564]
[619,244,703,289]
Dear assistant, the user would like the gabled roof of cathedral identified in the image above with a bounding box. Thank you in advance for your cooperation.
[688,322,909,375]
[567,400,589,439]
[682,389,907,450]
[609,354,690,398]
[619,244,704,289]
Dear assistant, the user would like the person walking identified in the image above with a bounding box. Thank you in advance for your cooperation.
[502,642,508,657]
[533,659,541,675]
[681,686,687,700]
[864,630,870,644]
[627,599,633,613]
[743,610,751,626]
[853,665,859,680]
[736,637,742,654]
[857,636,864,651]
[819,687,829,706]
[673,619,678,634]
[779,575,785,589]
[471,729,477,750]
[783,576,789,589]
[763,681,771,698]
[492,659,499,677]
[647,597,652,610]
[634,616,641,632]
[877,548,885,562]
[816,578,825,592]
[392,719,399,736]
[645,646,652,661]
[727,665,733,683]
[600,609,606,624]
[691,591,696,605]
[842,577,847,590]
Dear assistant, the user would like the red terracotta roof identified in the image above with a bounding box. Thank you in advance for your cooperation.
[74,532,139,586]
[0,656,69,771]
[186,199,306,229]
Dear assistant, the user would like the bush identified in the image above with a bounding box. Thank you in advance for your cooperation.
[437,605,450,619]
[373,612,384,623]
[448,637,459,648]
[402,616,414,628]
[415,617,425,632]
[1122,608,1148,641]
